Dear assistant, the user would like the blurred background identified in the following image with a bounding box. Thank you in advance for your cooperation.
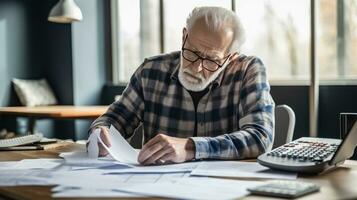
[0,0,356,147]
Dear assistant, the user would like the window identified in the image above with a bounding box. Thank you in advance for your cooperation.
[111,0,160,83]
[235,0,310,81]
[111,0,357,83]
[344,0,357,79]
[317,0,357,81]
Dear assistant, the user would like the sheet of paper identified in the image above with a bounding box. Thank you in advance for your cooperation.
[48,171,132,189]
[61,148,197,173]
[0,161,20,170]
[0,161,190,187]
[0,169,54,186]
[119,172,190,184]
[0,175,49,186]
[17,159,63,170]
[51,172,191,198]
[117,177,264,200]
[52,187,144,198]
[87,128,100,158]
[191,161,297,180]
[97,125,139,165]
[103,161,199,174]
[49,170,190,188]
[59,151,132,169]
[0,159,62,170]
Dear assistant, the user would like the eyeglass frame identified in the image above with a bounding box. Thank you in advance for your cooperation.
[181,34,231,72]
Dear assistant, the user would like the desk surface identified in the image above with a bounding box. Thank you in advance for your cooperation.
[0,106,108,119]
[0,144,357,200]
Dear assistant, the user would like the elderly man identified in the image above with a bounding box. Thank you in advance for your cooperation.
[89,6,275,165]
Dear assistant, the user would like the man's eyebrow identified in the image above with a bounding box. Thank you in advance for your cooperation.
[186,42,223,60]
[189,45,199,52]
[203,52,223,60]
[192,48,221,59]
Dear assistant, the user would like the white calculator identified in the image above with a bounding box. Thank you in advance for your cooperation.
[248,180,320,199]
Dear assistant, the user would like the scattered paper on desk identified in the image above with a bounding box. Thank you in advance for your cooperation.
[0,175,49,186]
[52,187,144,198]
[0,169,54,186]
[191,161,297,180]
[50,172,189,191]
[50,172,190,198]
[103,161,199,174]
[59,151,132,169]
[49,171,131,189]
[117,177,264,200]
[97,125,139,165]
[0,161,19,170]
[0,159,62,170]
[17,159,63,170]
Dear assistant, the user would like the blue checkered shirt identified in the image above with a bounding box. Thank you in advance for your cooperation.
[90,51,275,160]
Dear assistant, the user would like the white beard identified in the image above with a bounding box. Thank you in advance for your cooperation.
[178,55,230,91]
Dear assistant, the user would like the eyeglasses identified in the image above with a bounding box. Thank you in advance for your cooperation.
[181,35,230,72]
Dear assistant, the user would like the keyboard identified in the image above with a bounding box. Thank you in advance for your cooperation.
[0,134,43,148]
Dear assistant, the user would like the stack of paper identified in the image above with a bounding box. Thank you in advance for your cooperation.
[0,125,298,199]
[191,161,297,180]
[0,158,62,170]
[116,177,265,200]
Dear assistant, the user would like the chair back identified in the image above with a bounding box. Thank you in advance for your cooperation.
[273,105,296,149]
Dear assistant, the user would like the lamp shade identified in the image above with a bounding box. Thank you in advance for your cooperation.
[48,0,83,23]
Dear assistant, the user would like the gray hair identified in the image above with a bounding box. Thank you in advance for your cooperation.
[186,6,246,53]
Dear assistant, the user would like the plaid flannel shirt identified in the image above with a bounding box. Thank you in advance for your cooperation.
[90,51,275,160]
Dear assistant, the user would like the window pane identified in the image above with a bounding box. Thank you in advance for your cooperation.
[163,0,231,53]
[316,0,357,81]
[117,0,160,83]
[316,0,338,79]
[344,0,357,78]
[235,0,310,81]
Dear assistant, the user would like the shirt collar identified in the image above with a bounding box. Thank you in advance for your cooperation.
[170,61,180,81]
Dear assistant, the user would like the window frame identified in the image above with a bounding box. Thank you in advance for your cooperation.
[110,0,356,86]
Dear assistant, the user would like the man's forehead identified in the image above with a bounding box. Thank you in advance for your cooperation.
[186,35,227,59]
[187,19,233,58]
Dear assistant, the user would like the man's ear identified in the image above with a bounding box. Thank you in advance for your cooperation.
[182,28,187,42]
[229,52,239,61]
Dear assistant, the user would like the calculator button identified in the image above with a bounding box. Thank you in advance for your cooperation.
[313,157,324,162]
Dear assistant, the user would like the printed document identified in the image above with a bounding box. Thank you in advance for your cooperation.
[191,161,297,179]
[95,125,139,165]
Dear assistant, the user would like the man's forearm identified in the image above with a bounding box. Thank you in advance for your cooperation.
[190,126,272,160]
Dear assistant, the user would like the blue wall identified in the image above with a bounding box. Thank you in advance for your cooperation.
[0,0,109,140]
[0,0,73,137]
[0,0,45,106]
[71,0,108,139]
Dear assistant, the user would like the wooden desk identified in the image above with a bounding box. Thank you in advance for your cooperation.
[0,145,356,200]
[0,106,108,119]
[0,106,108,134]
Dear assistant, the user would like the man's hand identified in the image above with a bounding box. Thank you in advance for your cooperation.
[87,126,111,157]
[138,134,195,165]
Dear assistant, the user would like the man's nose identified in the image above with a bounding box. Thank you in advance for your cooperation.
[193,59,204,73]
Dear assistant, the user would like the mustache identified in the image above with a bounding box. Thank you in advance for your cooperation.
[182,68,205,80]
